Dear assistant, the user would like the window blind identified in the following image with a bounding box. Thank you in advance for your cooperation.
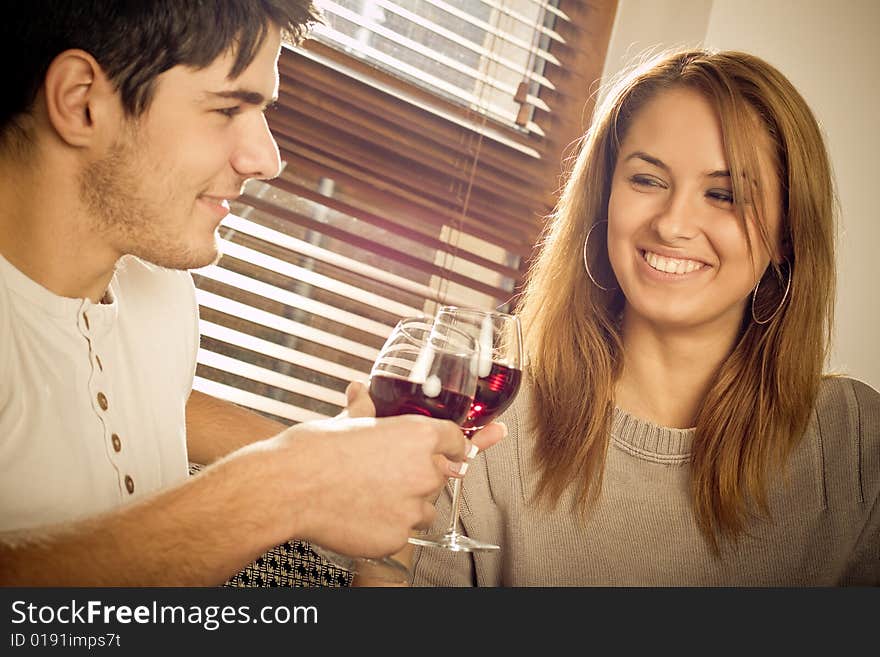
[191,0,618,424]
[311,0,570,133]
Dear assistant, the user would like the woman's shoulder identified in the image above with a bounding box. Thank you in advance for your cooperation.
[810,375,880,503]
[814,375,880,432]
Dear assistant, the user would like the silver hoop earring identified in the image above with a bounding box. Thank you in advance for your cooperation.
[583,220,617,292]
[751,257,792,325]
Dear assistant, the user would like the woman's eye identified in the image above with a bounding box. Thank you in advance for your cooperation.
[630,174,665,189]
[707,189,734,204]
[216,106,241,118]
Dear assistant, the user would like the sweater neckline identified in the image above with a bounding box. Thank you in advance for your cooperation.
[610,406,696,463]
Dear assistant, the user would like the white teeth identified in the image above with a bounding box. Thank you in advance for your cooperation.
[643,251,704,275]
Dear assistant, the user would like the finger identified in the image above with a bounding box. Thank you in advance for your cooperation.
[430,452,467,480]
[430,421,469,462]
[443,457,469,479]
[468,421,507,455]
[343,381,375,419]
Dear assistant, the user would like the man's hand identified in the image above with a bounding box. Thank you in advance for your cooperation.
[340,379,505,469]
[274,381,506,559]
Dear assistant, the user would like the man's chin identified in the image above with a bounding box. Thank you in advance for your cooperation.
[131,239,221,271]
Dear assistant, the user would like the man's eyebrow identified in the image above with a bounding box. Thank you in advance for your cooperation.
[205,89,278,108]
[625,151,731,178]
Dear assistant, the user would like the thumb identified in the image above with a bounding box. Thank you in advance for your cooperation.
[468,421,508,455]
[340,380,375,419]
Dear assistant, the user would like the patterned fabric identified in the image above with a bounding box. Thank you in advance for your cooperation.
[225,541,353,588]
[187,463,352,587]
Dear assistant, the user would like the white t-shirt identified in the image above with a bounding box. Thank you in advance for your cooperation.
[0,253,199,532]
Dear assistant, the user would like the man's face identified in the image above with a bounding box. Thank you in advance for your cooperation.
[80,28,283,269]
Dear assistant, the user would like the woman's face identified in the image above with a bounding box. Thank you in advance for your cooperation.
[606,86,782,336]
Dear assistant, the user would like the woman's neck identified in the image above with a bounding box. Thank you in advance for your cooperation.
[614,309,743,429]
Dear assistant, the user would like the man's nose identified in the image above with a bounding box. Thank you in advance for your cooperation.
[231,113,282,181]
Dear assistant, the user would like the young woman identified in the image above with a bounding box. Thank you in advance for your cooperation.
[410,49,879,586]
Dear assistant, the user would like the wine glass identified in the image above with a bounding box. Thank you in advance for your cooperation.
[312,316,480,581]
[408,306,523,552]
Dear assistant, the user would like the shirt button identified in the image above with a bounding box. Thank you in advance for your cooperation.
[97,392,109,411]
[124,475,135,494]
[111,433,122,452]
[95,355,103,371]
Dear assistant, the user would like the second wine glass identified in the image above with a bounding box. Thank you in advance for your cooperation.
[313,316,480,581]
[409,306,523,553]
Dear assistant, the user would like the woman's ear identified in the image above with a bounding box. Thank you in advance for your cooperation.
[776,231,793,265]
[43,49,119,148]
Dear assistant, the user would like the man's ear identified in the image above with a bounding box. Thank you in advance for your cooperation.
[43,49,120,148]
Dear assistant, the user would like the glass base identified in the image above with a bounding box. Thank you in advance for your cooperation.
[311,545,410,583]
[408,532,500,553]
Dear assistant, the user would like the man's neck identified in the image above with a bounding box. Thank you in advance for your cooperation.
[614,310,743,429]
[0,151,119,303]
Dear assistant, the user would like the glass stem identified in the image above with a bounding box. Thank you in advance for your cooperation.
[446,477,464,537]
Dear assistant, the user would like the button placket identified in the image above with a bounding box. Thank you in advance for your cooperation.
[80,300,132,500]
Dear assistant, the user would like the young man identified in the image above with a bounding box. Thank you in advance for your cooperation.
[0,1,504,585]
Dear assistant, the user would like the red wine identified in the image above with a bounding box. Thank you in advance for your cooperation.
[369,375,473,425]
[463,363,522,430]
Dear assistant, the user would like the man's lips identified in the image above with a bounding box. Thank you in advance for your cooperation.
[198,195,232,219]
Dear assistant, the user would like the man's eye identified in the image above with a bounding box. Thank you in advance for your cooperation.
[216,106,241,118]
[707,189,734,204]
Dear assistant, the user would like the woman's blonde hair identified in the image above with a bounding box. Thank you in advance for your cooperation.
[516,49,835,549]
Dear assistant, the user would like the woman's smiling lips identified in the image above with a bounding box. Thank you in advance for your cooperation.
[638,248,710,280]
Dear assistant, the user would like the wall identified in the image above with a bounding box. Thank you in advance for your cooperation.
[600,0,880,390]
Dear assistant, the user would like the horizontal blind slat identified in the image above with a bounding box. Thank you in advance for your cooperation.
[256,175,529,275]
[273,143,540,254]
[216,239,422,319]
[197,265,395,338]
[199,320,367,383]
[220,212,479,307]
[319,1,555,105]
[271,100,545,208]
[193,376,329,423]
[398,0,561,65]
[351,0,558,88]
[285,45,544,158]
[197,349,346,407]
[312,25,546,134]
[195,289,380,362]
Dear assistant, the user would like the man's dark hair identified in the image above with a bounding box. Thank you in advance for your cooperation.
[1,0,319,141]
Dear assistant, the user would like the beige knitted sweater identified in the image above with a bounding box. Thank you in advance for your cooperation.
[411,376,879,586]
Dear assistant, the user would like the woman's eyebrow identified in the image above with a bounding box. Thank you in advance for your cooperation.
[624,151,668,170]
[625,151,731,179]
